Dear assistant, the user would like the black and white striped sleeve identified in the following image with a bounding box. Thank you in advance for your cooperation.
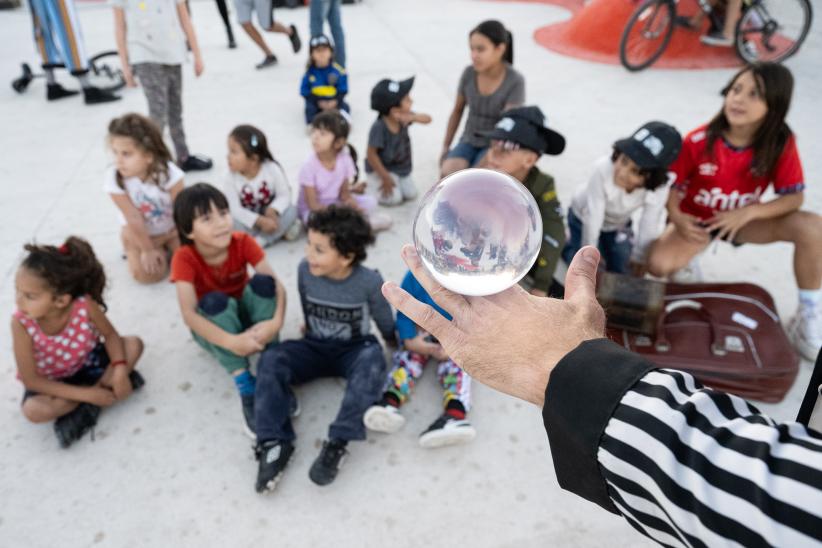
[543,338,822,547]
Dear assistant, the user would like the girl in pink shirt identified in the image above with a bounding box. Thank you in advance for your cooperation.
[297,110,392,231]
[11,237,145,448]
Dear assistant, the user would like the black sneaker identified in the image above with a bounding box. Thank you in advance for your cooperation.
[82,86,121,104]
[255,54,278,69]
[179,154,213,172]
[241,394,256,439]
[288,24,302,53]
[129,370,145,390]
[46,83,79,101]
[54,403,101,448]
[254,439,295,493]
[418,414,476,449]
[309,439,348,486]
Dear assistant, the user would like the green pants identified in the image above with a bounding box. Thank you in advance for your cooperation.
[192,274,278,374]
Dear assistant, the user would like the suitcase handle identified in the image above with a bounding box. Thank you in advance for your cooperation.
[654,300,726,356]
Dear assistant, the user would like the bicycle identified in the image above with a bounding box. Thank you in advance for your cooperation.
[11,50,125,95]
[618,0,813,72]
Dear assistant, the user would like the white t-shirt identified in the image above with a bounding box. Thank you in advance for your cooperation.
[103,161,184,236]
[224,160,294,230]
[111,0,187,66]
[570,155,670,263]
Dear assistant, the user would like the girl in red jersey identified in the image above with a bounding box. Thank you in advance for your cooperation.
[648,62,822,360]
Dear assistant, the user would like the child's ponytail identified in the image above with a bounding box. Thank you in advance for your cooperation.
[471,20,514,65]
[22,236,108,310]
[347,144,361,181]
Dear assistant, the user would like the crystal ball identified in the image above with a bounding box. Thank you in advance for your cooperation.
[413,168,543,296]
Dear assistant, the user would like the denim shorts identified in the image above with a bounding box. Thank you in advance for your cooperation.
[22,343,109,402]
[445,142,488,166]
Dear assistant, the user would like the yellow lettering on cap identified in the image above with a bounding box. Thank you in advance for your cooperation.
[538,258,548,267]
[541,190,556,202]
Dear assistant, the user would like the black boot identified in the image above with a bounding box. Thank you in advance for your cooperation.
[54,403,101,448]
[47,83,79,101]
[83,86,121,105]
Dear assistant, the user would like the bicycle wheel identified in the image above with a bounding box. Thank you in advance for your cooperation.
[735,0,813,64]
[87,50,126,92]
[619,0,676,72]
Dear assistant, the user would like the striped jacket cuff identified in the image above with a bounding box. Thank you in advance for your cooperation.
[542,338,655,513]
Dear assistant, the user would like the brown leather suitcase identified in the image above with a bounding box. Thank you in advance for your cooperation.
[603,278,800,403]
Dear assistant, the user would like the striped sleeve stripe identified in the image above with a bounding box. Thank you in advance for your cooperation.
[608,483,692,547]
[604,414,822,543]
[627,381,822,489]
[641,371,822,457]
[601,447,739,548]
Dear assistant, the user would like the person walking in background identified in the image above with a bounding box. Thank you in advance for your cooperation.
[309,0,346,68]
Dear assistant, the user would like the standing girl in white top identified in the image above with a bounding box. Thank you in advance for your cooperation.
[561,122,682,275]
[224,125,300,247]
[104,113,185,284]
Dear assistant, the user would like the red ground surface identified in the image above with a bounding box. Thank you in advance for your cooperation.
[528,0,743,69]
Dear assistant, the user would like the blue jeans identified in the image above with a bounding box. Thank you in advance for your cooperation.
[305,97,350,124]
[255,335,387,442]
[561,209,634,274]
[445,141,487,166]
[310,0,346,68]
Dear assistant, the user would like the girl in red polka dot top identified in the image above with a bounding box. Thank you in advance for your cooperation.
[11,236,145,448]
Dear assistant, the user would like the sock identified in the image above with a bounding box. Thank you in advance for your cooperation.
[381,392,400,408]
[45,69,57,85]
[445,400,466,420]
[76,74,91,88]
[233,369,256,396]
[798,289,821,309]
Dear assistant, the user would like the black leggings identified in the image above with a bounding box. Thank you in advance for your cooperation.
[187,0,234,41]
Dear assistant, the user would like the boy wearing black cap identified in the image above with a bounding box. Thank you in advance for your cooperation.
[365,77,432,206]
[561,121,682,276]
[486,106,567,297]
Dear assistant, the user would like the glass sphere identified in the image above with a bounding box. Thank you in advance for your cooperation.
[413,168,542,296]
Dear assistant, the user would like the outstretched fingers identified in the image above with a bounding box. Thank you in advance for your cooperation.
[382,281,460,348]
[399,244,470,319]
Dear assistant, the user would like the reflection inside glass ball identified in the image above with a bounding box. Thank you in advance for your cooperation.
[413,168,542,296]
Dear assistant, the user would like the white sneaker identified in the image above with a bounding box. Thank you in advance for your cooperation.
[700,32,733,47]
[418,414,476,449]
[283,219,303,241]
[368,212,393,232]
[790,304,822,361]
[363,404,405,434]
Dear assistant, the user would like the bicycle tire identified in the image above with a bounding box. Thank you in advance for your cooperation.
[88,50,126,92]
[619,0,676,72]
[734,0,813,64]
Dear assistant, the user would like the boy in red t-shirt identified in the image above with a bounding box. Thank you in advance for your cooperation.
[170,183,286,437]
[647,63,822,360]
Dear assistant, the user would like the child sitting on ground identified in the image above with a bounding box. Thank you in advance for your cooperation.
[298,110,392,231]
[224,124,301,247]
[253,205,395,493]
[105,113,184,284]
[561,121,682,276]
[12,237,144,448]
[485,105,567,297]
[364,270,475,448]
[170,183,286,438]
[300,35,349,126]
[365,77,432,206]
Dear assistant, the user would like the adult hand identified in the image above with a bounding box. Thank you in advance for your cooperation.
[140,249,165,275]
[671,211,710,244]
[705,206,755,242]
[230,332,264,357]
[529,288,547,298]
[84,386,117,407]
[381,245,606,406]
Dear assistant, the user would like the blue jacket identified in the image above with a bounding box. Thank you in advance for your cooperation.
[395,271,452,342]
[300,63,348,103]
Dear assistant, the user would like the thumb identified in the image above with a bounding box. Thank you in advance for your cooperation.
[564,246,600,304]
